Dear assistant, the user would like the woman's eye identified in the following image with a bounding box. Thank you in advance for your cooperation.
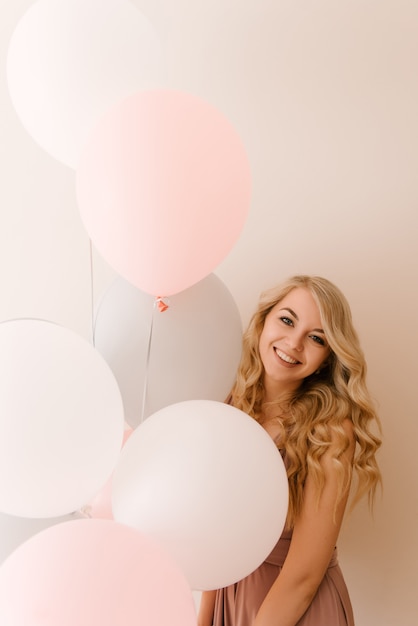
[310,335,325,345]
[280,317,293,326]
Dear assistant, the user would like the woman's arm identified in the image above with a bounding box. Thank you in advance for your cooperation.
[197,590,217,626]
[253,419,355,626]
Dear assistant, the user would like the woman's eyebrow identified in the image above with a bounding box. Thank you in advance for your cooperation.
[279,307,298,319]
[279,307,325,334]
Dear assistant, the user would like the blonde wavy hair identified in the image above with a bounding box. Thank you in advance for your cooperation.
[230,275,382,527]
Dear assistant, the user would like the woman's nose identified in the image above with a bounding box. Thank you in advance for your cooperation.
[286,333,304,351]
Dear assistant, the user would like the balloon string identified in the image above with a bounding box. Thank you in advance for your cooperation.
[140,296,169,423]
[140,299,156,423]
[89,238,95,345]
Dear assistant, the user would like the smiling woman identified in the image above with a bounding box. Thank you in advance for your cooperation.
[198,275,382,626]
[258,288,331,398]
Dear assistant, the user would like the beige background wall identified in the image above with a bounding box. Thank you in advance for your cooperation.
[1,1,417,624]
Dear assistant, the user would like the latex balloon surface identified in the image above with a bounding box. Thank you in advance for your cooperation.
[7,0,164,167]
[87,428,132,519]
[0,519,197,626]
[0,319,124,518]
[93,274,243,427]
[112,400,288,590]
[76,89,251,295]
[0,511,85,565]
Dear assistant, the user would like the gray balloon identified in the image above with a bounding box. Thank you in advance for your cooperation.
[93,273,243,428]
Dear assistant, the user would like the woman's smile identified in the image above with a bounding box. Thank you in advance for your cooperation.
[274,348,301,366]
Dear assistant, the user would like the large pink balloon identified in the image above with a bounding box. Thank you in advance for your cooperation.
[76,90,251,296]
[0,519,197,626]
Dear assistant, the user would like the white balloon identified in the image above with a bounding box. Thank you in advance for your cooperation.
[6,0,165,168]
[93,274,243,428]
[112,400,288,590]
[0,319,124,518]
[0,511,85,565]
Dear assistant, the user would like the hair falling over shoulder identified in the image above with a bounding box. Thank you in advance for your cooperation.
[230,275,382,527]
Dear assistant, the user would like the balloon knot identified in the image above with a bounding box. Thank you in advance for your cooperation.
[156,296,169,312]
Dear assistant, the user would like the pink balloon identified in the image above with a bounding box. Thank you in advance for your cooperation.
[76,90,251,296]
[0,519,196,626]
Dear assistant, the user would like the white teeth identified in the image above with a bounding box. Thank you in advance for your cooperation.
[275,348,298,364]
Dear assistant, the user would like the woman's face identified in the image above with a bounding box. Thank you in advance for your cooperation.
[258,287,331,399]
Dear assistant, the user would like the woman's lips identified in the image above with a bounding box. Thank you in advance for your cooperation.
[274,348,300,366]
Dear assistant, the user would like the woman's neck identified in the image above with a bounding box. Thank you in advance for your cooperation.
[262,376,301,405]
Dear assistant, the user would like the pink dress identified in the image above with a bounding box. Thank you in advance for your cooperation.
[213,528,354,626]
